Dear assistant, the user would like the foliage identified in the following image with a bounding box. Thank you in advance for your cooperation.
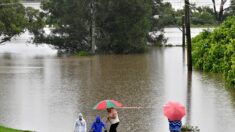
[157,2,176,27]
[32,0,153,54]
[0,0,44,44]
[35,0,92,53]
[192,17,235,86]
[95,0,152,53]
[0,0,27,43]
[173,6,217,26]
[191,6,215,26]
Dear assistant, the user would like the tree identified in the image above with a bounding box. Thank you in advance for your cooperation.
[0,0,42,44]
[0,0,27,44]
[34,0,92,53]
[191,6,215,25]
[149,0,171,45]
[211,0,228,22]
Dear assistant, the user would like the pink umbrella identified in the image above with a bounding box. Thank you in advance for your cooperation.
[163,101,186,121]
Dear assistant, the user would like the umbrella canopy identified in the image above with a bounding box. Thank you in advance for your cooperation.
[93,100,123,110]
[163,101,186,121]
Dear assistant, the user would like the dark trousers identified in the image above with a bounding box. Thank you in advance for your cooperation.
[109,122,119,132]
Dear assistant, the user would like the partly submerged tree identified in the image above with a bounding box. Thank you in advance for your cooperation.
[32,0,153,54]
[34,0,92,53]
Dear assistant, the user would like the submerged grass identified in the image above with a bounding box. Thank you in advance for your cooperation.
[0,125,32,132]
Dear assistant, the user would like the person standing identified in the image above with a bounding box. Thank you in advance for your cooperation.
[90,116,107,132]
[106,108,119,132]
[74,113,87,132]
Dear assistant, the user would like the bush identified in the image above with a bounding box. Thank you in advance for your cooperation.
[192,17,235,87]
[75,51,90,56]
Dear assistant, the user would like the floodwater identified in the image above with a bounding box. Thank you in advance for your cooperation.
[1,30,235,132]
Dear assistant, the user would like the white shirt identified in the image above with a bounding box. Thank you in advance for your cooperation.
[109,114,120,124]
[108,109,120,124]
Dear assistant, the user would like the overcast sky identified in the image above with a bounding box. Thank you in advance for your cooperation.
[163,0,231,9]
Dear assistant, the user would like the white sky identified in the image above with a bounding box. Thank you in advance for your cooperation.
[163,0,231,10]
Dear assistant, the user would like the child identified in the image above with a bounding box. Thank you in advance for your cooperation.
[90,116,107,132]
[168,120,182,132]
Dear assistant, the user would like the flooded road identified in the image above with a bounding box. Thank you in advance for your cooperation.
[0,38,235,132]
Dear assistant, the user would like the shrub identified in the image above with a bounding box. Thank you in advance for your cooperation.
[192,17,235,87]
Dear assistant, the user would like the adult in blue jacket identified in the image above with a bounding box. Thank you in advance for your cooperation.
[90,116,107,132]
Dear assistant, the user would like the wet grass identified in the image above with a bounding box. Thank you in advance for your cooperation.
[0,125,32,132]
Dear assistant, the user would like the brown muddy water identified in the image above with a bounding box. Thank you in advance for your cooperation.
[0,40,235,132]
[0,12,235,130]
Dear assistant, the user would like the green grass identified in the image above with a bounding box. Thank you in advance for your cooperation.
[0,125,32,132]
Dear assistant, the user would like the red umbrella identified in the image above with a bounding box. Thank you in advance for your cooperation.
[163,101,186,121]
[93,100,123,110]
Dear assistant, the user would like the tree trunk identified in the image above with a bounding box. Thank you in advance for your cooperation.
[212,0,218,21]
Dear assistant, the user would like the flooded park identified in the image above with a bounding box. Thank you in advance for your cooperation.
[1,1,235,132]
[0,27,235,132]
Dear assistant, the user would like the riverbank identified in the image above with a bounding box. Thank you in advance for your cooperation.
[0,125,32,132]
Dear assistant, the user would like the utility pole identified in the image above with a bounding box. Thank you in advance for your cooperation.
[182,15,186,47]
[185,0,192,71]
[91,0,96,54]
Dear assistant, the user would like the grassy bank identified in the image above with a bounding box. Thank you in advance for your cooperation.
[0,125,32,132]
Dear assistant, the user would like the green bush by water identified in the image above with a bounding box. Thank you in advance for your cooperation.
[192,17,235,86]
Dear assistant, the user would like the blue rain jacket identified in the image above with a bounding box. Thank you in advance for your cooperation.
[90,116,106,132]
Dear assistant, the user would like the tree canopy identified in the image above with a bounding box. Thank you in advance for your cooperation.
[0,0,27,44]
[0,0,44,44]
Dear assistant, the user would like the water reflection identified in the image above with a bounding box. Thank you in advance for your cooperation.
[186,70,192,124]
